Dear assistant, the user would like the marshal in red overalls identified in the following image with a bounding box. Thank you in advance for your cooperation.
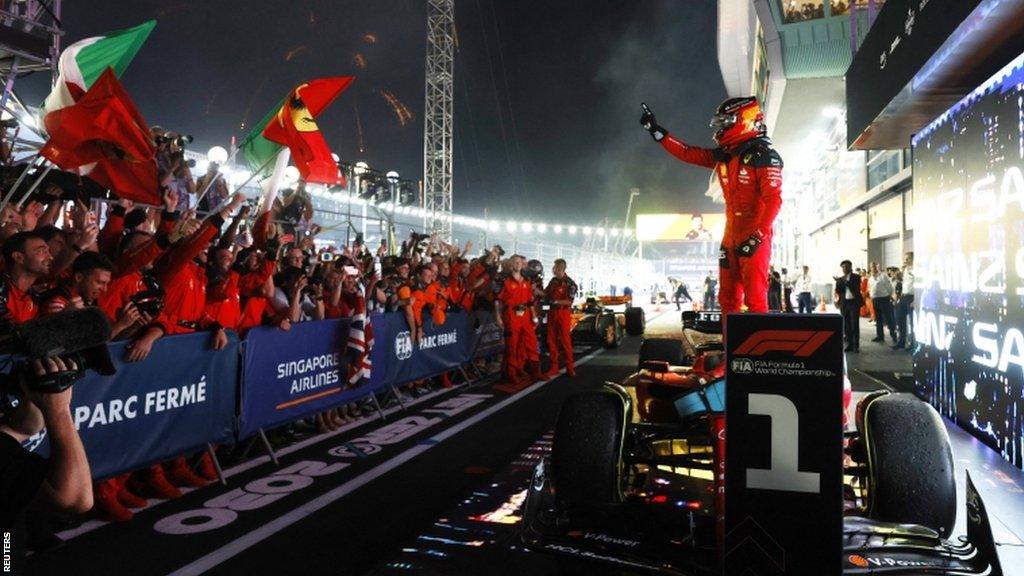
[544,269,577,377]
[497,271,542,384]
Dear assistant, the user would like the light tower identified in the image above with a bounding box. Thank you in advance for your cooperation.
[423,0,455,240]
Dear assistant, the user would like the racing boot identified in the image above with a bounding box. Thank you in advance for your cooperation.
[196,451,220,482]
[128,465,182,500]
[542,364,561,379]
[566,364,576,378]
[117,484,148,509]
[94,479,134,522]
[165,456,208,488]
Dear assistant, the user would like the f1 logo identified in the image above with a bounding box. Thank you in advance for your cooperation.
[734,330,835,357]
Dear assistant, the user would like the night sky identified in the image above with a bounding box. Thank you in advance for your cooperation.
[19,0,726,226]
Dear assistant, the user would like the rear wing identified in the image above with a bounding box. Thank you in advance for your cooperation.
[681,310,722,334]
[598,295,633,307]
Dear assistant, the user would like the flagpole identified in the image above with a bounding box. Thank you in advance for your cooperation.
[231,153,278,198]
[0,154,43,213]
[14,164,55,208]
[195,145,243,205]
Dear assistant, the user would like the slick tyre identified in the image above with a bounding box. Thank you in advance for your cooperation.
[625,306,646,336]
[638,337,685,369]
[551,390,626,507]
[599,315,619,348]
[861,392,956,538]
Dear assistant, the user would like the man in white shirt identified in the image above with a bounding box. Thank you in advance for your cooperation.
[893,252,915,349]
[795,265,814,314]
[867,262,895,343]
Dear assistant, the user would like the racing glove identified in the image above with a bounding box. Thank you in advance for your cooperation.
[640,103,667,142]
[735,234,763,258]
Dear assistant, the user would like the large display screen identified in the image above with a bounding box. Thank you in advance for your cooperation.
[911,50,1024,469]
[635,213,725,242]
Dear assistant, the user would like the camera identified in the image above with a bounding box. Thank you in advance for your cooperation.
[318,252,336,263]
[156,134,194,148]
[129,276,166,318]
[0,308,116,417]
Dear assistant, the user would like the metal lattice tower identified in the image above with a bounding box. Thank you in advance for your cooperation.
[423,0,454,240]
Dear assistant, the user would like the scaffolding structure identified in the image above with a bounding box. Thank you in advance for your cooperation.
[0,0,62,105]
[422,0,455,241]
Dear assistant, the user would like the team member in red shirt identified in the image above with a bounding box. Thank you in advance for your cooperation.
[641,97,783,317]
[496,255,544,385]
[0,230,52,326]
[543,258,578,378]
[42,252,115,315]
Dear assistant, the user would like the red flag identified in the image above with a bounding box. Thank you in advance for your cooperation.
[40,68,159,204]
[262,77,353,185]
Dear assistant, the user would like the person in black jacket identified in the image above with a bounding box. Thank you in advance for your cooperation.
[834,260,863,352]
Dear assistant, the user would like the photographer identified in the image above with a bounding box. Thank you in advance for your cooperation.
[156,130,196,212]
[1,357,93,575]
[270,266,324,325]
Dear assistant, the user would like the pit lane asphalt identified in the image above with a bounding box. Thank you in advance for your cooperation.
[203,334,648,576]
[28,310,669,576]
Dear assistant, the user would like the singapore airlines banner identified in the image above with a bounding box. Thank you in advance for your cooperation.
[911,50,1024,468]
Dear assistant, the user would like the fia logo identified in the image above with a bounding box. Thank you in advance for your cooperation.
[731,358,754,374]
[395,331,413,360]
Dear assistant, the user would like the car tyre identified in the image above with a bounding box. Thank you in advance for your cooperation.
[638,337,685,369]
[625,306,645,336]
[551,390,626,507]
[861,392,956,538]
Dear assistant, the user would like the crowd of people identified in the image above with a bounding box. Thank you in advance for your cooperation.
[832,254,915,353]
[0,126,594,533]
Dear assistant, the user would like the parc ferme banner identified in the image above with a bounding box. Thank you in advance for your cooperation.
[27,332,239,480]
[911,51,1024,469]
[369,311,473,388]
[238,319,355,438]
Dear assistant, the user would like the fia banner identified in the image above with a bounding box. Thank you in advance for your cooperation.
[724,313,844,575]
[238,319,356,438]
[369,311,472,388]
[28,332,239,481]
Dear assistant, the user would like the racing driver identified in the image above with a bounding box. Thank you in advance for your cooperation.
[640,97,783,317]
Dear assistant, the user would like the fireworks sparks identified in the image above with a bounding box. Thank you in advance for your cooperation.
[379,89,415,127]
[239,73,270,134]
[284,45,309,62]
[354,100,365,153]
[353,53,367,69]
[363,33,377,44]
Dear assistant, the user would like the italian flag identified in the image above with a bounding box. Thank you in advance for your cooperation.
[39,20,155,134]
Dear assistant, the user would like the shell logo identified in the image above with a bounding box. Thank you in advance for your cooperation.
[848,554,869,567]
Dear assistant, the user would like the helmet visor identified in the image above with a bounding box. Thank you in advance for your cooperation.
[710,113,737,131]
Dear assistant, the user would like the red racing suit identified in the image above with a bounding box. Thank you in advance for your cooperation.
[660,135,783,314]
[544,275,577,372]
[497,274,540,380]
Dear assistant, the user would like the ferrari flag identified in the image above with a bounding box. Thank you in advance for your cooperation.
[240,77,353,185]
[39,68,158,204]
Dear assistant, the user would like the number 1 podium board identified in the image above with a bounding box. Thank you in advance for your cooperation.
[724,313,844,575]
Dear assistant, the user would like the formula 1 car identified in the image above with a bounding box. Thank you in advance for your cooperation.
[567,296,645,349]
[520,313,1002,575]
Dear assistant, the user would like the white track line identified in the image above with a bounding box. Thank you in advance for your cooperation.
[55,386,463,542]
[166,346,609,576]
